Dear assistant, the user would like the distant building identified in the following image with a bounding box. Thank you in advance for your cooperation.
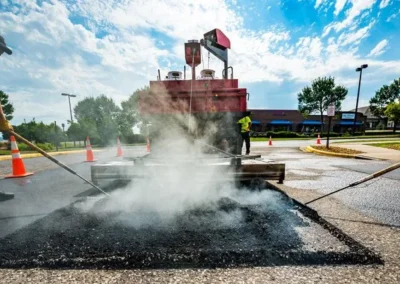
[347,106,384,130]
[249,109,367,134]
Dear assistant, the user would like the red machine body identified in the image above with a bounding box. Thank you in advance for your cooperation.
[139,28,247,116]
[137,28,248,154]
[139,79,247,115]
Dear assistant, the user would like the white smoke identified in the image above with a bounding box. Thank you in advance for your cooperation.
[76,83,283,228]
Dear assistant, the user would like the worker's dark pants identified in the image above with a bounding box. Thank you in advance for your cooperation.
[241,132,250,154]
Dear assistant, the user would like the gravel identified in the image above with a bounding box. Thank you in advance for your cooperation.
[0,187,379,272]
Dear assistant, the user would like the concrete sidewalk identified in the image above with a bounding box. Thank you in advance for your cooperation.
[336,143,400,161]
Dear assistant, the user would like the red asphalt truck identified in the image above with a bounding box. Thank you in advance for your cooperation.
[137,28,248,155]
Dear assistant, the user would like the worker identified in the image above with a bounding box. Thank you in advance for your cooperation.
[237,111,252,155]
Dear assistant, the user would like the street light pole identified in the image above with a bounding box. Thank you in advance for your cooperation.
[61,93,77,124]
[353,64,368,134]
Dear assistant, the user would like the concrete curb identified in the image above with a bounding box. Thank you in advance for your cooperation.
[0,149,102,161]
[304,145,359,159]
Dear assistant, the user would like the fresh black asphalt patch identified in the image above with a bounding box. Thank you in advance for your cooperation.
[0,186,382,269]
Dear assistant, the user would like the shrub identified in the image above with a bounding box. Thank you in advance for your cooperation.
[250,131,301,138]
[365,130,397,136]
[121,134,146,144]
[342,132,351,137]
[312,132,341,138]
[36,143,54,151]
[17,143,31,151]
[16,142,54,151]
[0,142,8,150]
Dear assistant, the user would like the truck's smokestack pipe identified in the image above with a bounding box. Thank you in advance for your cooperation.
[228,66,233,79]
[158,69,161,81]
[191,49,196,81]
[184,66,186,80]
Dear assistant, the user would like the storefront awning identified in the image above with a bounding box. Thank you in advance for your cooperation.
[269,120,293,125]
[337,121,363,126]
[300,120,323,125]
[251,120,261,125]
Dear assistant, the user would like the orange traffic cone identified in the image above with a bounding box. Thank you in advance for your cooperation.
[116,137,123,157]
[146,137,150,153]
[6,136,34,178]
[85,136,97,162]
[268,136,273,146]
[316,134,321,145]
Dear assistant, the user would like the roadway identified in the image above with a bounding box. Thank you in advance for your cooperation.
[0,146,147,238]
[1,140,399,238]
[251,141,400,226]
[0,140,400,282]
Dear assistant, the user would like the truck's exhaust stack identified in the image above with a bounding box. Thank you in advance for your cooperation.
[185,40,201,80]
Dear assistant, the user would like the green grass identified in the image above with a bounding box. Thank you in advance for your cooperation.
[328,134,400,140]
[0,147,88,156]
[333,139,400,144]
[251,135,400,142]
[250,137,312,141]
[367,142,400,151]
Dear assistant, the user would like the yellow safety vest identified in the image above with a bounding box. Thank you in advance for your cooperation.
[237,116,251,133]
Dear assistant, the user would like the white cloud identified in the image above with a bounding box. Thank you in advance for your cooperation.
[323,0,377,36]
[1,0,400,124]
[387,9,400,21]
[368,39,389,57]
[314,0,325,8]
[337,21,375,46]
[379,0,390,8]
[342,98,371,111]
[334,0,348,15]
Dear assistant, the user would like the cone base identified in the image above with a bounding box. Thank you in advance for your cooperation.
[5,172,34,179]
[85,160,97,162]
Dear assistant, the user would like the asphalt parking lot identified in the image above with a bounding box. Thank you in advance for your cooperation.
[0,141,399,283]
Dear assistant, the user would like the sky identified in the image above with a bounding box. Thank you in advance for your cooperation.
[0,0,399,126]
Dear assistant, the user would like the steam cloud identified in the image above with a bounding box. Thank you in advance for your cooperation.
[76,83,282,228]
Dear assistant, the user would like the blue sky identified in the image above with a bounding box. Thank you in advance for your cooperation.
[0,0,399,126]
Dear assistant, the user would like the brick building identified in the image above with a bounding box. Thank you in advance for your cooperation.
[249,109,367,134]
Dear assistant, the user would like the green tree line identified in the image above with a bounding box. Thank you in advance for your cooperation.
[298,76,400,133]
[1,87,149,146]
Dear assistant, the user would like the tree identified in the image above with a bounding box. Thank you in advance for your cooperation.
[369,78,400,120]
[118,86,149,141]
[74,95,120,146]
[384,101,400,133]
[0,90,14,121]
[67,121,99,145]
[6,119,65,147]
[298,76,348,128]
[0,90,14,138]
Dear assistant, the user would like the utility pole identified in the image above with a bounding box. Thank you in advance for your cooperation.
[327,102,335,149]
[54,121,59,151]
[61,93,76,146]
[353,64,368,134]
[61,93,76,124]
[61,123,66,149]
